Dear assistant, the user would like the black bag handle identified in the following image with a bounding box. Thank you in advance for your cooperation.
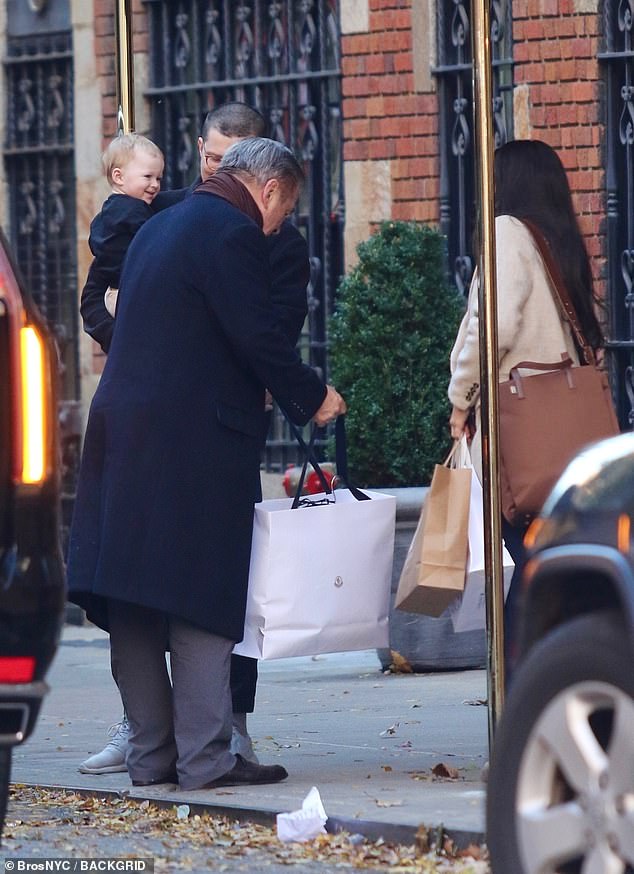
[286,421,334,509]
[285,415,371,508]
[334,416,371,502]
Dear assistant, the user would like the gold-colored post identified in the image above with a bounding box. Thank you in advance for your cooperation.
[471,0,506,743]
[114,0,135,135]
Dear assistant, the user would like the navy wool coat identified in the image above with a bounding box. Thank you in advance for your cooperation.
[67,192,326,641]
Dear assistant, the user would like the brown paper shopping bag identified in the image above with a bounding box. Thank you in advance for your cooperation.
[395,441,471,617]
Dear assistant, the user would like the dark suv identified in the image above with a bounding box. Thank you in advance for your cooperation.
[487,432,634,874]
[0,228,65,830]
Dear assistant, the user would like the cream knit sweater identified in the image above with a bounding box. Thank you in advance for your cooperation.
[448,214,579,412]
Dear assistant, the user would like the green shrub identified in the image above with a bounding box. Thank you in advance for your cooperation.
[329,221,464,487]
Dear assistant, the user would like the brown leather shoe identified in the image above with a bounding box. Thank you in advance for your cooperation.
[199,755,288,789]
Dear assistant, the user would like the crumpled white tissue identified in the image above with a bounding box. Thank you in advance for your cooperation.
[276,786,328,842]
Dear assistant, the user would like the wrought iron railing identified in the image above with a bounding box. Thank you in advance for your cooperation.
[434,0,514,295]
[600,0,634,427]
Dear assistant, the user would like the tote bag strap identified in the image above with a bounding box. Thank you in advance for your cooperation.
[334,416,371,502]
[285,415,371,507]
[284,418,335,509]
[522,219,595,366]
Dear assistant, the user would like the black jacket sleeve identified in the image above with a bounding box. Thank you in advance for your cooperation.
[80,260,114,353]
[267,221,310,347]
[82,195,153,354]
[152,182,197,212]
[204,221,326,426]
[80,192,191,355]
[89,196,153,289]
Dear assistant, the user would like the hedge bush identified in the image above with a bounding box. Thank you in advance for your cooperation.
[329,221,464,487]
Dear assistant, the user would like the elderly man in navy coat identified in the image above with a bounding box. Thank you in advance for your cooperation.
[79,102,311,776]
[67,138,346,791]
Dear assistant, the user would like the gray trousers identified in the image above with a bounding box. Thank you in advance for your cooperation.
[108,599,236,790]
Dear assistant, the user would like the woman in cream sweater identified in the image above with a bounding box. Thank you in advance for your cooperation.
[447,139,604,664]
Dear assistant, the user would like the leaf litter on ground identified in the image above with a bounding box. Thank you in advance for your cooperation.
[3,785,489,872]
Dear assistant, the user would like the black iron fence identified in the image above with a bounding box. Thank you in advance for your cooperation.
[600,0,634,427]
[434,0,514,295]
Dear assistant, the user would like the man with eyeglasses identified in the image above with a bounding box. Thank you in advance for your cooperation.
[79,103,312,777]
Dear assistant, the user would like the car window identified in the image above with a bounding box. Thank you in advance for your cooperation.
[569,445,634,516]
[544,434,634,518]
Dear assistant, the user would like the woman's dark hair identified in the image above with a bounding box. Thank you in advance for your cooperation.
[494,139,603,350]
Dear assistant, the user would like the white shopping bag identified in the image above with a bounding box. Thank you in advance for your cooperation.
[448,466,514,633]
[233,488,396,659]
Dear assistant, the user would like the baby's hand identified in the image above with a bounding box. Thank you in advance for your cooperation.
[104,287,118,317]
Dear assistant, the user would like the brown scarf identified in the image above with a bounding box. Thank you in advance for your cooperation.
[193,171,263,230]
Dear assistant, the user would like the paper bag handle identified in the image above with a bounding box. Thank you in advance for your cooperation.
[445,437,472,470]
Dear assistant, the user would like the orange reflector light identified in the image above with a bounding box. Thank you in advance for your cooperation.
[523,517,544,550]
[19,325,46,484]
[618,513,631,554]
[0,656,36,683]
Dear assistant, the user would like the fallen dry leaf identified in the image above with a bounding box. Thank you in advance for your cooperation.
[4,785,488,871]
[388,650,414,673]
[459,843,484,859]
[408,771,430,782]
[431,762,460,780]
[415,824,431,855]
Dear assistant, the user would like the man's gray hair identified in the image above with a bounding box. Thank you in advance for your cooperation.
[218,138,305,189]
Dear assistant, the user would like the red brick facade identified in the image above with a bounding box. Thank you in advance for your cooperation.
[92,0,606,281]
[342,0,440,224]
[341,0,605,286]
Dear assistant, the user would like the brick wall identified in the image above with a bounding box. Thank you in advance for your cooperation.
[341,0,606,285]
[341,0,440,262]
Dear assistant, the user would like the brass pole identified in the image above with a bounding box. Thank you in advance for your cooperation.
[470,0,506,742]
[114,0,135,135]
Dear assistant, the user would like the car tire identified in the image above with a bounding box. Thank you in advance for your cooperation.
[487,610,634,874]
[0,746,11,841]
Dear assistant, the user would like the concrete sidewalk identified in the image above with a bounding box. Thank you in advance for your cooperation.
[11,623,488,846]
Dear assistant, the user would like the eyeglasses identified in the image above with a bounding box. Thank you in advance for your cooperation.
[201,148,223,168]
